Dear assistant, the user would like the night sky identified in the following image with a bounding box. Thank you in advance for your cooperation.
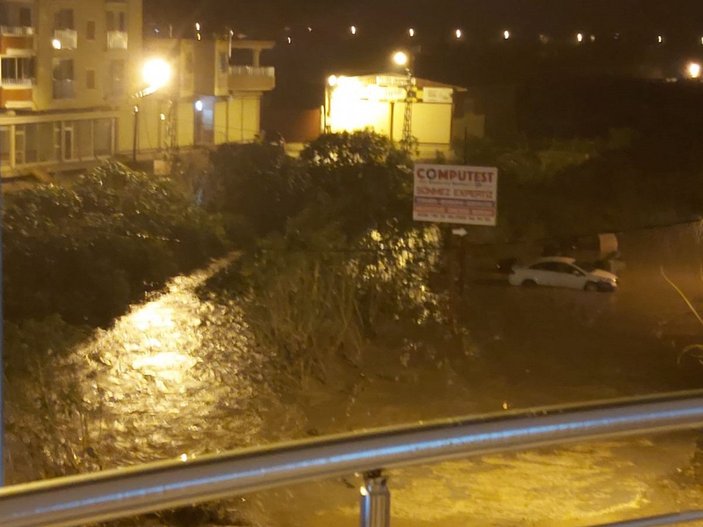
[146,1,703,39]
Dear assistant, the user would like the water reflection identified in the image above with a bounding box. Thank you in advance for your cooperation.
[77,255,269,467]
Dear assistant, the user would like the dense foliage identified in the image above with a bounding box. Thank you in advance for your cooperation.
[204,132,444,386]
[4,162,226,325]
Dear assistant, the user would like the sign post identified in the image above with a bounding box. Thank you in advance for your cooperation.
[413,163,498,292]
[413,163,498,226]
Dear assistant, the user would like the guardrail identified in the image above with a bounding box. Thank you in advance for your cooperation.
[2,391,703,527]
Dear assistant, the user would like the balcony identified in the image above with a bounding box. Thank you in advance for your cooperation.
[53,79,75,99]
[106,30,128,50]
[0,81,33,109]
[227,65,275,92]
[53,29,77,50]
[0,26,34,54]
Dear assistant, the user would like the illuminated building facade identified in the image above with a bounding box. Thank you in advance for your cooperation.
[0,0,143,176]
[324,73,481,158]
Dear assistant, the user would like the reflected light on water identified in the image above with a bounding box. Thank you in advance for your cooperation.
[131,304,176,331]
[132,352,197,382]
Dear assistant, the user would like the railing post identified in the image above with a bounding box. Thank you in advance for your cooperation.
[359,470,390,527]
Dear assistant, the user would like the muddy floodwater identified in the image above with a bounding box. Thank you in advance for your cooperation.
[7,223,703,526]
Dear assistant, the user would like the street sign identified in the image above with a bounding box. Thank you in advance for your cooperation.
[422,87,453,103]
[413,163,498,226]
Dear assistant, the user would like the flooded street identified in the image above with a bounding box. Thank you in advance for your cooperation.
[9,224,703,525]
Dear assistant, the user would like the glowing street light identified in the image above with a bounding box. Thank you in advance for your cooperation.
[576,32,584,43]
[392,50,409,67]
[142,57,172,93]
[657,35,664,44]
[51,38,62,50]
[194,99,204,112]
[350,25,357,36]
[408,28,415,38]
[455,28,463,39]
[687,61,702,79]
[503,29,510,40]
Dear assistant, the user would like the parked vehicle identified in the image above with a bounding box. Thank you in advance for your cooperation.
[508,256,618,292]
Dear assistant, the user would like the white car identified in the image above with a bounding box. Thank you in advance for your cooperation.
[508,256,618,292]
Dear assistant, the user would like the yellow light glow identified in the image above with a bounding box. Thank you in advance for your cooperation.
[131,351,197,382]
[687,62,702,79]
[195,22,201,31]
[503,30,510,40]
[350,25,357,35]
[51,38,62,50]
[577,32,584,43]
[408,28,415,37]
[327,77,393,134]
[455,28,462,39]
[327,74,338,86]
[392,50,409,67]
[142,57,172,91]
[657,35,664,44]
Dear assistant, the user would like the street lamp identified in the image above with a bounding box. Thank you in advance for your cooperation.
[133,57,173,161]
[687,61,702,79]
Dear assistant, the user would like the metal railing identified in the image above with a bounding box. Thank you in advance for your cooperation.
[2,391,703,527]
[52,29,77,50]
[0,26,33,37]
[0,78,33,87]
[106,30,128,50]
[230,65,275,77]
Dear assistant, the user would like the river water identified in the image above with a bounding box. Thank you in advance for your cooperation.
[6,225,703,525]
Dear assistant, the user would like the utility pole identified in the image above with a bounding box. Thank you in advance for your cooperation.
[400,67,416,150]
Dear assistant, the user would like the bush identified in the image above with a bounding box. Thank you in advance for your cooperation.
[3,162,227,325]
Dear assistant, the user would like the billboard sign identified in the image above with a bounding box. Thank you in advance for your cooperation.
[413,163,498,226]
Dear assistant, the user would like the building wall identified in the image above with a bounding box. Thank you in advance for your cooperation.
[34,0,143,111]
[0,0,141,175]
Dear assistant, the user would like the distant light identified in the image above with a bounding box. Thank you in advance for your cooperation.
[194,100,204,112]
[154,28,160,35]
[327,74,338,86]
[700,36,703,45]
[229,29,234,36]
[51,38,62,50]
[307,26,312,32]
[159,113,166,121]
[657,35,664,44]
[613,32,621,40]
[392,50,409,67]
[180,453,188,462]
[590,34,596,42]
[576,32,584,43]
[538,33,549,44]
[503,29,510,40]
[408,27,415,38]
[455,28,462,39]
[350,25,357,35]
[195,22,201,31]
[687,61,702,79]
[287,36,292,44]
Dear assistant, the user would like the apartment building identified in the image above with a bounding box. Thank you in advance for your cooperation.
[0,0,143,176]
[0,0,275,177]
[134,36,275,156]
